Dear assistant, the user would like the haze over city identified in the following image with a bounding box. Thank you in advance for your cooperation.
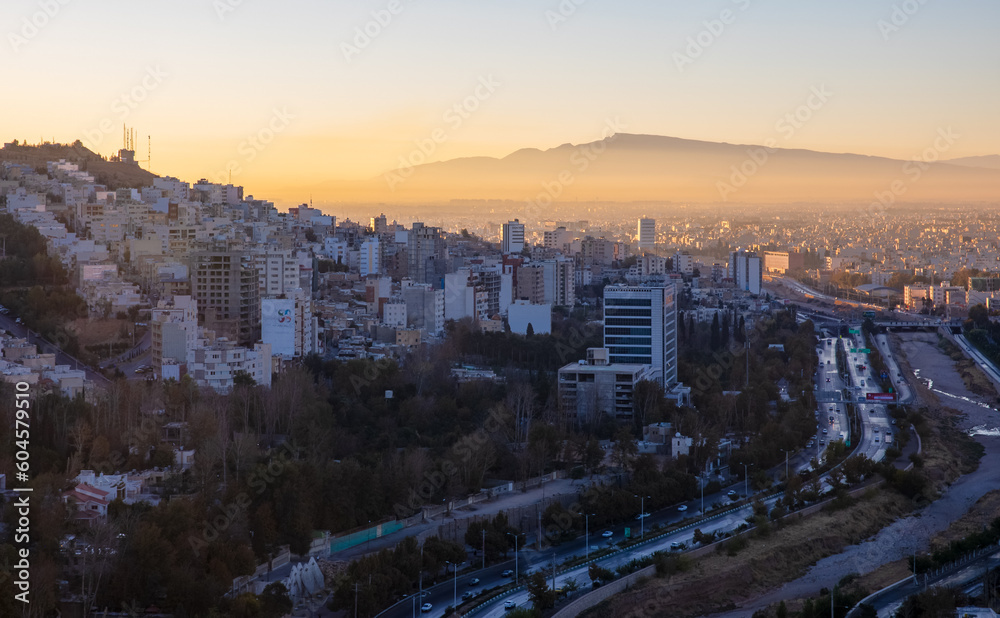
[3,0,999,207]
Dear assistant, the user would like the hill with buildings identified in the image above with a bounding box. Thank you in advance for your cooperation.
[0,141,157,189]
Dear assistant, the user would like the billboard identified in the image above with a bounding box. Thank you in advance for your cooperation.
[866,393,895,402]
[261,298,295,356]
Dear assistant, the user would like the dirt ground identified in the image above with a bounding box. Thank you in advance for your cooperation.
[599,330,1000,618]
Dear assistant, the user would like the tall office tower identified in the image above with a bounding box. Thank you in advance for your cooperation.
[191,249,261,344]
[371,213,388,234]
[603,284,678,389]
[637,218,656,252]
[407,222,446,285]
[729,249,763,295]
[501,219,525,254]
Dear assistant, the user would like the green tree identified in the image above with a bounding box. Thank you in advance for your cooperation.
[525,571,556,610]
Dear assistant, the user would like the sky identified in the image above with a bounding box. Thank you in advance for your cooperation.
[2,0,998,206]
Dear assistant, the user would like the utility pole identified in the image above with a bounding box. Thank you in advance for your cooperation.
[507,532,519,586]
[584,513,592,561]
[482,528,486,570]
[354,583,360,618]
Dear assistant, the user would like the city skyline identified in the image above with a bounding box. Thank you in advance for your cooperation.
[3,0,998,206]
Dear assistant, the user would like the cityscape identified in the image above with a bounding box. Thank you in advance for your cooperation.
[1,2,1000,618]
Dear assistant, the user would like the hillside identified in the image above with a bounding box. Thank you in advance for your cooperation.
[0,141,158,189]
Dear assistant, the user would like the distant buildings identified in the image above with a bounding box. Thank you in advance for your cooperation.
[407,222,446,284]
[763,250,804,273]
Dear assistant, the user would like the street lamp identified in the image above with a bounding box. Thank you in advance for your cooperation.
[446,561,457,610]
[742,464,750,499]
[507,532,519,586]
[580,513,595,561]
[634,495,650,538]
[779,449,789,480]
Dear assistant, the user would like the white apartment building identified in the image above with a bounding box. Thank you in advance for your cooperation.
[501,219,525,254]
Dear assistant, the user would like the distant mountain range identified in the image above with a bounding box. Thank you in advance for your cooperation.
[356,133,1000,204]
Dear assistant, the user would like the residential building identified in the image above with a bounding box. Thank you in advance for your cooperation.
[407,222,446,284]
[190,249,261,344]
[558,347,657,422]
[730,250,763,295]
[501,219,525,254]
[637,218,656,251]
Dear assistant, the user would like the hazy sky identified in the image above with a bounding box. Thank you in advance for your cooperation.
[3,0,998,204]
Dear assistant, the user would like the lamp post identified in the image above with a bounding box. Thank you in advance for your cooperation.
[446,561,457,610]
[507,532,519,586]
[634,495,649,538]
[742,464,750,499]
[582,513,594,561]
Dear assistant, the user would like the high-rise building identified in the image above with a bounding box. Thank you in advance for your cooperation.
[407,222,446,285]
[540,258,575,307]
[249,247,300,297]
[191,249,261,344]
[516,263,546,304]
[603,284,678,388]
[729,250,762,295]
[637,218,656,251]
[371,213,388,234]
[501,219,525,254]
[360,237,380,277]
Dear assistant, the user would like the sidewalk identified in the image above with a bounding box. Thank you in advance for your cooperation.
[331,476,606,562]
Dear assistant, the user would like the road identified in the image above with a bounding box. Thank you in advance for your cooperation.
[0,313,111,387]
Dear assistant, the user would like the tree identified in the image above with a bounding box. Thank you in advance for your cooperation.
[259,582,293,617]
[525,322,534,337]
[611,428,637,472]
[710,313,721,350]
[525,571,556,610]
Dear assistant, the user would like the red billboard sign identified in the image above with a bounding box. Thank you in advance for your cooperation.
[866,393,895,402]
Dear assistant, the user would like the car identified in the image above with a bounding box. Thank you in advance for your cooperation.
[462,591,475,601]
[636,512,650,520]
[806,441,814,447]
[601,530,613,538]
[468,578,480,586]
[677,505,688,512]
[670,541,682,550]
[501,569,514,577]
[421,603,433,613]
[874,437,880,443]
[826,378,831,382]
[891,419,897,425]
[822,428,828,434]
[15,317,22,324]
[504,600,517,610]
[727,490,737,498]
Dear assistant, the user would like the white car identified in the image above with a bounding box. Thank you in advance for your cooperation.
[421,603,433,613]
[601,530,613,538]
[636,512,650,520]
[677,505,688,512]
[505,600,517,610]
